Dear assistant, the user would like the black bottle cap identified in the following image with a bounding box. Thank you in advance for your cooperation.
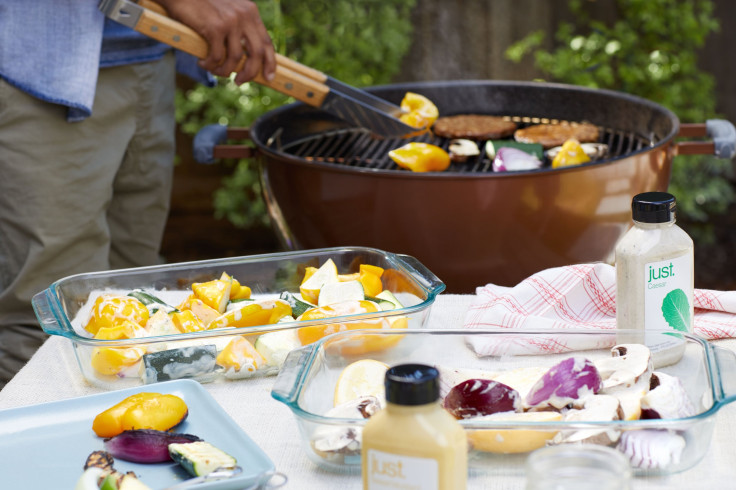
[632,192,676,223]
[385,363,439,406]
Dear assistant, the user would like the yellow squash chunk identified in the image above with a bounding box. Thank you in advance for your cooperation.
[299,259,339,304]
[216,335,266,372]
[230,279,252,300]
[466,411,562,453]
[296,300,383,346]
[220,272,252,300]
[84,295,149,335]
[209,299,292,330]
[185,298,221,327]
[90,346,145,376]
[92,392,160,437]
[176,293,197,311]
[327,316,409,356]
[359,271,383,298]
[120,394,189,432]
[192,278,231,313]
[93,319,147,340]
[171,310,207,333]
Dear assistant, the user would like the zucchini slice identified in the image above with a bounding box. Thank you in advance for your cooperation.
[169,441,237,477]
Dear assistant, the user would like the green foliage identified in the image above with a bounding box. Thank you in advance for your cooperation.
[505,0,733,239]
[176,0,416,227]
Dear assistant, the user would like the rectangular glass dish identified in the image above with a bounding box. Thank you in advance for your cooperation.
[32,247,444,389]
[271,328,736,476]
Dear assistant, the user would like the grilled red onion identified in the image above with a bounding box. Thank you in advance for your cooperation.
[492,147,543,172]
[104,429,201,463]
[526,357,602,409]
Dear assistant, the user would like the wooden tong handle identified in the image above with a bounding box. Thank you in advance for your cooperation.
[135,0,329,106]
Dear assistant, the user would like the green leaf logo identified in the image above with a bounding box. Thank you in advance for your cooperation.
[661,289,691,332]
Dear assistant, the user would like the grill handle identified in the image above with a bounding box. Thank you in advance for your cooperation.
[193,124,255,163]
[676,119,736,159]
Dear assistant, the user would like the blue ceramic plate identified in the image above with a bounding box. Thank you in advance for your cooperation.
[0,379,274,489]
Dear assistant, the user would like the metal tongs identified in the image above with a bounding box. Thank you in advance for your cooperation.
[98,0,414,138]
[162,466,287,490]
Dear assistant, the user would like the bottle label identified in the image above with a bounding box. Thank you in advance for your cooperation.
[365,449,438,490]
[643,254,693,352]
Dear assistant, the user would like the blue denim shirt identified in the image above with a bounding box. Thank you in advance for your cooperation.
[0,1,213,122]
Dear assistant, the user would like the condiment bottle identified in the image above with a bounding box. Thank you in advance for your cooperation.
[615,192,694,367]
[361,364,467,490]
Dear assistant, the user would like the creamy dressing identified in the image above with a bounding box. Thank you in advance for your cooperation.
[615,194,694,368]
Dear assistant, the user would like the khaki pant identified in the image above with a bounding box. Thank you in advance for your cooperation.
[0,52,176,386]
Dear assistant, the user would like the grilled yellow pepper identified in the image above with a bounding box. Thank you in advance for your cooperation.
[389,142,451,172]
[92,392,188,438]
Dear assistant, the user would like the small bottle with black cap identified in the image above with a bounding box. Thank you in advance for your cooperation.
[361,363,467,490]
[615,192,694,367]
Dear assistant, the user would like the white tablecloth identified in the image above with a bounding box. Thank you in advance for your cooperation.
[2,294,736,489]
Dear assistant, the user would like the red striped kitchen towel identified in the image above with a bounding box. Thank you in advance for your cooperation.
[463,263,736,356]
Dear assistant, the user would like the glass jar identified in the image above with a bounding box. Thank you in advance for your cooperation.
[526,444,632,490]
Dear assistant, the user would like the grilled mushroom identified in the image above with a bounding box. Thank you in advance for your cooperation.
[448,139,480,162]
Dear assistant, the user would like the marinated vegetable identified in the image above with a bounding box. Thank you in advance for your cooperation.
[443,379,521,419]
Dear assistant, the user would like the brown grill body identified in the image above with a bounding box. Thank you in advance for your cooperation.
[248,81,686,292]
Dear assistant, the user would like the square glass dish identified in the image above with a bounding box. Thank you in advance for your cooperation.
[32,247,444,389]
[271,328,736,476]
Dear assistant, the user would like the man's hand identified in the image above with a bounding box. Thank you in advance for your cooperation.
[156,0,276,84]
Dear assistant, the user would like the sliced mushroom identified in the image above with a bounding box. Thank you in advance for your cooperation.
[448,139,480,162]
[640,372,696,419]
[310,396,381,460]
[617,429,686,470]
[553,394,622,445]
[595,344,653,391]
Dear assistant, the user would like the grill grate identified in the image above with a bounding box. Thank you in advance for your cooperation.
[273,117,656,173]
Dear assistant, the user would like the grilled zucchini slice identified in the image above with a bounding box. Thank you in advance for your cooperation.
[169,441,237,477]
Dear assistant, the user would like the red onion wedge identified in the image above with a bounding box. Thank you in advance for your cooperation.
[526,357,602,409]
[492,147,543,172]
[443,378,521,419]
[104,429,201,463]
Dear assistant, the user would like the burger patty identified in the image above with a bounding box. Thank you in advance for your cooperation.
[432,114,518,140]
[514,122,600,149]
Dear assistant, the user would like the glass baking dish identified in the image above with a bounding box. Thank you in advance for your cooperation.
[271,328,736,476]
[31,247,444,389]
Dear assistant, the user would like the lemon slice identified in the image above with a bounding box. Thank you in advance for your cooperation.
[334,359,389,407]
[300,259,339,304]
[467,411,562,453]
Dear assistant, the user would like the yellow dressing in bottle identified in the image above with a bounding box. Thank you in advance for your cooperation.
[361,363,467,490]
